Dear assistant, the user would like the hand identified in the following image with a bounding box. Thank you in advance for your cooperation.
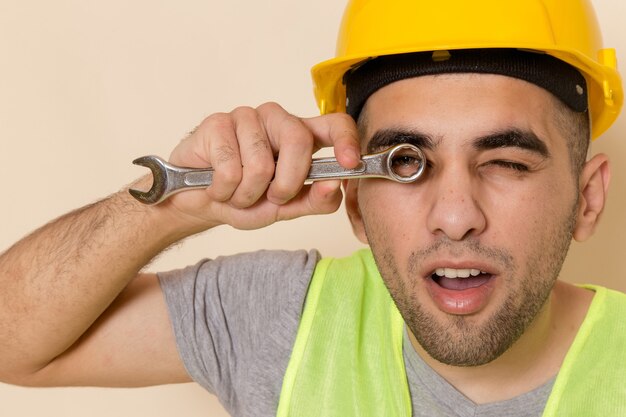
[158,102,361,232]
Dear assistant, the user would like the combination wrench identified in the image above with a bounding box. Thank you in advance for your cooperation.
[129,143,425,205]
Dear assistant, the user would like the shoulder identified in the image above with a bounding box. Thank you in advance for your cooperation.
[156,249,322,415]
[208,249,321,279]
[158,249,321,293]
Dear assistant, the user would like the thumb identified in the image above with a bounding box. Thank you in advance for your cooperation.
[301,113,362,169]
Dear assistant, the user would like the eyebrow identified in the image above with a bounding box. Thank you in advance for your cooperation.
[366,127,550,158]
[473,129,550,158]
[366,129,438,153]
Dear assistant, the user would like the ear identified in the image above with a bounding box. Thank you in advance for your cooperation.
[343,179,368,244]
[572,153,611,242]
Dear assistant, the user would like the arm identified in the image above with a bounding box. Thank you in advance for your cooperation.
[0,189,190,386]
[0,103,360,387]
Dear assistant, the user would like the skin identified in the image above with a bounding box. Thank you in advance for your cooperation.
[0,104,360,387]
[344,73,610,402]
[0,74,610,406]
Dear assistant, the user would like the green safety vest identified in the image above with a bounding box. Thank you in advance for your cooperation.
[276,249,626,416]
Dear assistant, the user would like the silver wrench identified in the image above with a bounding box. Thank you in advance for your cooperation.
[129,143,425,205]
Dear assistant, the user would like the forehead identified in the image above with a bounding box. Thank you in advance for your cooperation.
[360,73,564,150]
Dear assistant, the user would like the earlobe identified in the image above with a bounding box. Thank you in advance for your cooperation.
[573,154,611,242]
[343,180,369,244]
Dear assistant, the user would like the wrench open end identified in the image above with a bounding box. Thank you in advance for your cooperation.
[129,155,170,205]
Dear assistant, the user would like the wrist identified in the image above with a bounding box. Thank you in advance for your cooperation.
[121,175,220,244]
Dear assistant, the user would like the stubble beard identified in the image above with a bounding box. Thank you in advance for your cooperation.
[365,205,578,367]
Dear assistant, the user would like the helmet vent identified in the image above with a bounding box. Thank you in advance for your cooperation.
[431,50,451,62]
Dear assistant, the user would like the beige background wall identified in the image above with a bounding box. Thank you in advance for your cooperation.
[0,1,624,415]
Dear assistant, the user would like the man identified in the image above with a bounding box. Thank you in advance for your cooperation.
[0,0,624,416]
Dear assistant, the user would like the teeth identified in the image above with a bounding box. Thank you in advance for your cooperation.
[435,268,485,279]
[457,269,470,278]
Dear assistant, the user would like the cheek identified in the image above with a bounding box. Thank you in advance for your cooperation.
[357,183,432,270]
[358,175,576,269]
[484,180,576,257]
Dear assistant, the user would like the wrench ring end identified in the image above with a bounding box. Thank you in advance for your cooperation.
[385,144,426,183]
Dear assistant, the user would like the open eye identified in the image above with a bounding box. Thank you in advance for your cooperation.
[389,147,424,179]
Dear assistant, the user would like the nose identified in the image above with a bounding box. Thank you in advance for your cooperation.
[425,166,487,241]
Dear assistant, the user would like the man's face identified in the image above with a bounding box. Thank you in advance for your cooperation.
[348,73,580,366]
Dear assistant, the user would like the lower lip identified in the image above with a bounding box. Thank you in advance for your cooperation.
[425,275,496,315]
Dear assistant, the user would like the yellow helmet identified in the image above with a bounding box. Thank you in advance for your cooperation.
[311,0,623,139]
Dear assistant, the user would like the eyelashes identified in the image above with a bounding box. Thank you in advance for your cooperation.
[485,160,530,172]
[418,159,530,175]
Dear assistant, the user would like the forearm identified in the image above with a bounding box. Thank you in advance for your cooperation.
[0,106,359,386]
[0,181,192,380]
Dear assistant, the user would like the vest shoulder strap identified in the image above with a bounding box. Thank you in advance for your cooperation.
[542,285,626,416]
[277,249,411,417]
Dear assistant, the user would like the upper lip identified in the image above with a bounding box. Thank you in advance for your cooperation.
[421,259,499,278]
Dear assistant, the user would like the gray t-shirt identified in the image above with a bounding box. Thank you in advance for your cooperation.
[158,250,554,417]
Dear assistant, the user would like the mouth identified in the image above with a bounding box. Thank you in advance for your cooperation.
[425,267,497,315]
[431,268,493,291]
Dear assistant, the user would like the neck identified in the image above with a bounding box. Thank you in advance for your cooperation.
[409,281,594,404]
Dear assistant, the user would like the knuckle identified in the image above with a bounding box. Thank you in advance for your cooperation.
[333,112,356,126]
[269,180,298,202]
[256,101,283,113]
[310,186,341,214]
[248,133,272,157]
[326,112,357,133]
[203,112,233,132]
[214,144,238,165]
[257,102,291,130]
[280,117,312,145]
[334,118,358,136]
[219,177,242,196]
[231,189,263,209]
[211,171,242,201]
[280,113,303,129]
[330,113,358,135]
[231,105,256,118]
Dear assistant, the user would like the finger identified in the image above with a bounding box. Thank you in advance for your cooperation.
[274,180,344,221]
[301,113,361,169]
[202,113,243,202]
[228,106,276,208]
[257,103,314,204]
[169,126,211,168]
